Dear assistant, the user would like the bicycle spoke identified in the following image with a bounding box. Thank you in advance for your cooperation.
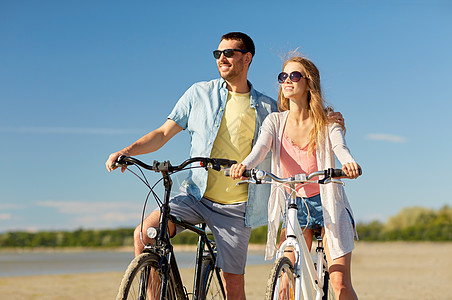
[196,258,225,299]
[266,257,295,300]
[205,270,222,298]
[116,253,177,300]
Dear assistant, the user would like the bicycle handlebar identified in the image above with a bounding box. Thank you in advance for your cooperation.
[225,167,362,185]
[115,155,237,173]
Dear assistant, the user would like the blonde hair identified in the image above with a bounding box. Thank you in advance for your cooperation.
[277,53,330,153]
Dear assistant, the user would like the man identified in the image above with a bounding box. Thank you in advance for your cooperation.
[106,32,345,299]
[106,32,277,299]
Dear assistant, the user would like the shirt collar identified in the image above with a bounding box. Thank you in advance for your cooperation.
[219,78,257,107]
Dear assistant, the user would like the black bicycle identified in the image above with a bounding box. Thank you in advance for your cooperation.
[114,155,236,300]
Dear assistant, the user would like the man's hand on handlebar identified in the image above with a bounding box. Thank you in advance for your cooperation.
[106,151,129,173]
[229,163,248,180]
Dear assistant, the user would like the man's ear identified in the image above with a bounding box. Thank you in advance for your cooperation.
[245,52,253,65]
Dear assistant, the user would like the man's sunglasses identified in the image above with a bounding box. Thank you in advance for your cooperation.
[213,49,249,59]
[278,71,306,83]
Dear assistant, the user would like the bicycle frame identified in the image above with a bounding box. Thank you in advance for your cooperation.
[142,172,224,299]
[276,182,327,300]
[141,217,223,299]
[116,156,229,299]
[170,217,224,299]
[233,168,355,300]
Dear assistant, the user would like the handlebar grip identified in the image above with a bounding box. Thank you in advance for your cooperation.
[115,155,132,166]
[213,158,237,167]
[224,169,253,178]
[115,155,156,170]
[331,169,346,177]
[330,167,362,178]
[242,169,253,178]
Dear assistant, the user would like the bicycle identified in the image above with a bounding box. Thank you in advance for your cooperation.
[230,167,359,300]
[113,155,236,300]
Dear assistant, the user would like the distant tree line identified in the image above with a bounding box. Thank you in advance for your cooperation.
[0,228,134,248]
[356,205,452,241]
[0,206,450,248]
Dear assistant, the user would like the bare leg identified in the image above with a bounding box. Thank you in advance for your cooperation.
[222,272,246,300]
[133,210,176,257]
[279,228,314,263]
[323,233,358,300]
[277,228,314,299]
[133,210,177,299]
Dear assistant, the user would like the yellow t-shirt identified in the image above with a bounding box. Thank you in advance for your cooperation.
[203,91,256,204]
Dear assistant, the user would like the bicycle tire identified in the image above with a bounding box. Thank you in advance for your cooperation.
[116,252,181,300]
[196,255,226,300]
[265,256,296,300]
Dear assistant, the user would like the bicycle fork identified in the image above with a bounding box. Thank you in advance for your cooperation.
[280,186,325,300]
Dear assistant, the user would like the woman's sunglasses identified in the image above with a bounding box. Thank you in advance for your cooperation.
[213,49,249,59]
[277,71,306,83]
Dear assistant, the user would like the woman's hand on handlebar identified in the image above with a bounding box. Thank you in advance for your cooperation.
[106,151,129,173]
[229,163,248,180]
[342,162,361,179]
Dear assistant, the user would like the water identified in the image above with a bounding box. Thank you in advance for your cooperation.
[0,249,269,277]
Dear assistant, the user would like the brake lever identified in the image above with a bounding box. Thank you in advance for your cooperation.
[323,179,345,186]
[236,180,249,186]
[211,161,221,171]
[236,179,271,186]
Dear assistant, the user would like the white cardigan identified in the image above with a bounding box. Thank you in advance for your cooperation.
[242,111,358,260]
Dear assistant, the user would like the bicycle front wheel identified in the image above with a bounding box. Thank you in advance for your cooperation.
[265,256,296,300]
[116,252,178,300]
[196,255,226,299]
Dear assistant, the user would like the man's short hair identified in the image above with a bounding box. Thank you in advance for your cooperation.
[221,32,255,57]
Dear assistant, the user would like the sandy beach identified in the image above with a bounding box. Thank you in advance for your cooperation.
[1,242,451,299]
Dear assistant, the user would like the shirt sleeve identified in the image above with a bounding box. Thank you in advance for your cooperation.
[242,114,276,168]
[167,85,193,130]
[329,123,355,164]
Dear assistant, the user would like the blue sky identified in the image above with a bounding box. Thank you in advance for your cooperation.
[1,1,451,232]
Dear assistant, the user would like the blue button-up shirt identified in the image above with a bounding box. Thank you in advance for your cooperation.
[168,78,277,227]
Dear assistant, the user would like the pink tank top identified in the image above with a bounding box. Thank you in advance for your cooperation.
[280,132,320,197]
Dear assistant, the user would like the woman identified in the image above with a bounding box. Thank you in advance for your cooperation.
[230,54,361,299]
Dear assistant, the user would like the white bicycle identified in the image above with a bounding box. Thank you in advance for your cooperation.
[232,168,358,300]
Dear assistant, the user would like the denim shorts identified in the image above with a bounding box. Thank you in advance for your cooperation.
[282,194,324,230]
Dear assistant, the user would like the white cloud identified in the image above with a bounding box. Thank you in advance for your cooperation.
[77,212,140,224]
[0,126,144,135]
[0,204,22,223]
[0,213,12,220]
[37,200,143,227]
[0,203,23,210]
[37,200,133,214]
[365,133,407,143]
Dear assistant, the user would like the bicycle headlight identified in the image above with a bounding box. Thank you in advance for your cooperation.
[146,227,159,239]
